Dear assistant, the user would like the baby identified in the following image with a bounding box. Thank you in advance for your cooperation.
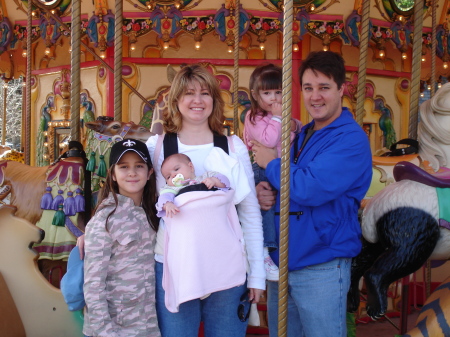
[157,153,230,217]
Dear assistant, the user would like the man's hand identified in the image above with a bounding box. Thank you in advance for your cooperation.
[256,181,276,210]
[250,140,277,169]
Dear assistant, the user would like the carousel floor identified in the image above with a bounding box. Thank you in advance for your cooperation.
[246,309,421,337]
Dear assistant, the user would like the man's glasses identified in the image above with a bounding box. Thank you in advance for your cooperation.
[237,290,254,322]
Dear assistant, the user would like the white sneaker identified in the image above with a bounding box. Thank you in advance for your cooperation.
[264,255,279,281]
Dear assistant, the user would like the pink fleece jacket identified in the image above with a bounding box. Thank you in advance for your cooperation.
[243,110,302,157]
[162,189,247,313]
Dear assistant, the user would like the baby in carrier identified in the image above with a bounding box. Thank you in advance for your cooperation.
[156,153,230,217]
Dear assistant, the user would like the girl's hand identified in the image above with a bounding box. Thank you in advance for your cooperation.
[248,288,264,303]
[291,118,302,134]
[76,234,85,260]
[164,202,180,217]
[202,177,216,189]
[202,177,225,189]
[272,103,282,117]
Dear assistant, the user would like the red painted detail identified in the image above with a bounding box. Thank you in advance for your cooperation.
[227,19,235,29]
[98,24,106,35]
[163,20,171,30]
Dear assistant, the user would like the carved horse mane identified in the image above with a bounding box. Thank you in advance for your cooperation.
[418,82,450,171]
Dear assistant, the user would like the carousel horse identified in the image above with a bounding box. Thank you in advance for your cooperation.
[0,205,82,336]
[403,276,450,337]
[84,116,154,191]
[0,141,87,287]
[347,83,450,320]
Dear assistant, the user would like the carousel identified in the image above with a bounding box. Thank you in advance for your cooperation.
[0,0,449,336]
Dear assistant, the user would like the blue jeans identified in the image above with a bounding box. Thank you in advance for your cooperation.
[267,258,351,337]
[155,262,249,337]
[252,162,277,251]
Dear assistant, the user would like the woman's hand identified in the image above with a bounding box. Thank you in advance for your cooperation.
[250,140,277,169]
[256,182,276,210]
[248,288,264,303]
[76,234,85,260]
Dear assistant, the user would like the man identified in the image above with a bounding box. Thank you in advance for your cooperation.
[251,51,372,337]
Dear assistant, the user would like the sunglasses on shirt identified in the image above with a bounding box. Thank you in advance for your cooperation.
[237,290,254,322]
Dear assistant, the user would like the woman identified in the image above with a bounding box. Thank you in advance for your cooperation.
[147,64,265,337]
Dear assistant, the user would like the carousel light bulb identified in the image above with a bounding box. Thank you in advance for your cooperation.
[310,4,315,11]
[427,84,431,90]
[228,45,233,53]
[68,47,72,53]
[323,45,329,52]
[45,47,51,55]
[293,43,299,52]
[259,42,265,50]
[22,50,27,58]
[44,142,48,147]
[31,11,36,17]
[51,10,55,14]
[402,52,407,60]
[163,41,169,49]
[444,62,449,69]
[422,56,426,62]
[100,50,106,58]
[420,92,424,98]
[48,122,52,127]
[438,82,442,89]
[398,15,404,22]
[43,131,48,136]
[130,43,136,51]
[379,50,385,58]
[195,41,201,50]
[43,154,48,159]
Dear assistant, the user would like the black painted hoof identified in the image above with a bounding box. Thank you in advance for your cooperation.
[347,284,361,313]
[365,274,388,319]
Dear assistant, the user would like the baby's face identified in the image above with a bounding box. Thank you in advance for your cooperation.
[161,157,195,187]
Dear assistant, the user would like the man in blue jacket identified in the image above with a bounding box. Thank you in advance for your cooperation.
[251,51,372,337]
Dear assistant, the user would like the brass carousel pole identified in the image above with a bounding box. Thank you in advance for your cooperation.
[25,0,32,165]
[408,0,424,139]
[2,83,6,145]
[71,0,81,141]
[233,0,240,135]
[114,0,123,121]
[425,0,438,300]
[278,0,293,335]
[355,0,371,127]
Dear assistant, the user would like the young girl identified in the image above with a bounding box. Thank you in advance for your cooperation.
[83,139,161,337]
[243,63,302,281]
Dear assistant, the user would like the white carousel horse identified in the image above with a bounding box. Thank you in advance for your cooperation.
[348,83,450,320]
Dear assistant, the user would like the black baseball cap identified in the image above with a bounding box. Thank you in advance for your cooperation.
[110,139,152,167]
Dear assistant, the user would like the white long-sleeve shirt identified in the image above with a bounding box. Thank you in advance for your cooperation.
[146,134,265,291]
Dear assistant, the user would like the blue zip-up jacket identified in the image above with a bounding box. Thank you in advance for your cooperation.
[266,108,372,271]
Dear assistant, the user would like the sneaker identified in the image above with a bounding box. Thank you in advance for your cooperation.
[264,255,279,281]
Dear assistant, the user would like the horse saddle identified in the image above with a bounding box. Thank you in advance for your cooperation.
[393,161,450,188]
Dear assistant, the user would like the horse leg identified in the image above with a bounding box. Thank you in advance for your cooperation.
[365,207,440,319]
[347,238,384,312]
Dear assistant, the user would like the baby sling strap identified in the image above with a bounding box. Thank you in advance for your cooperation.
[153,132,234,164]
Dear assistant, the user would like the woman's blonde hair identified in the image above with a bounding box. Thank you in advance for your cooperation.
[164,64,225,134]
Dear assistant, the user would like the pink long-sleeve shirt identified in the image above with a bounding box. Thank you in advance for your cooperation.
[243,110,302,157]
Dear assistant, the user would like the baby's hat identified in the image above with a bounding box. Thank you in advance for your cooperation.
[110,138,151,167]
